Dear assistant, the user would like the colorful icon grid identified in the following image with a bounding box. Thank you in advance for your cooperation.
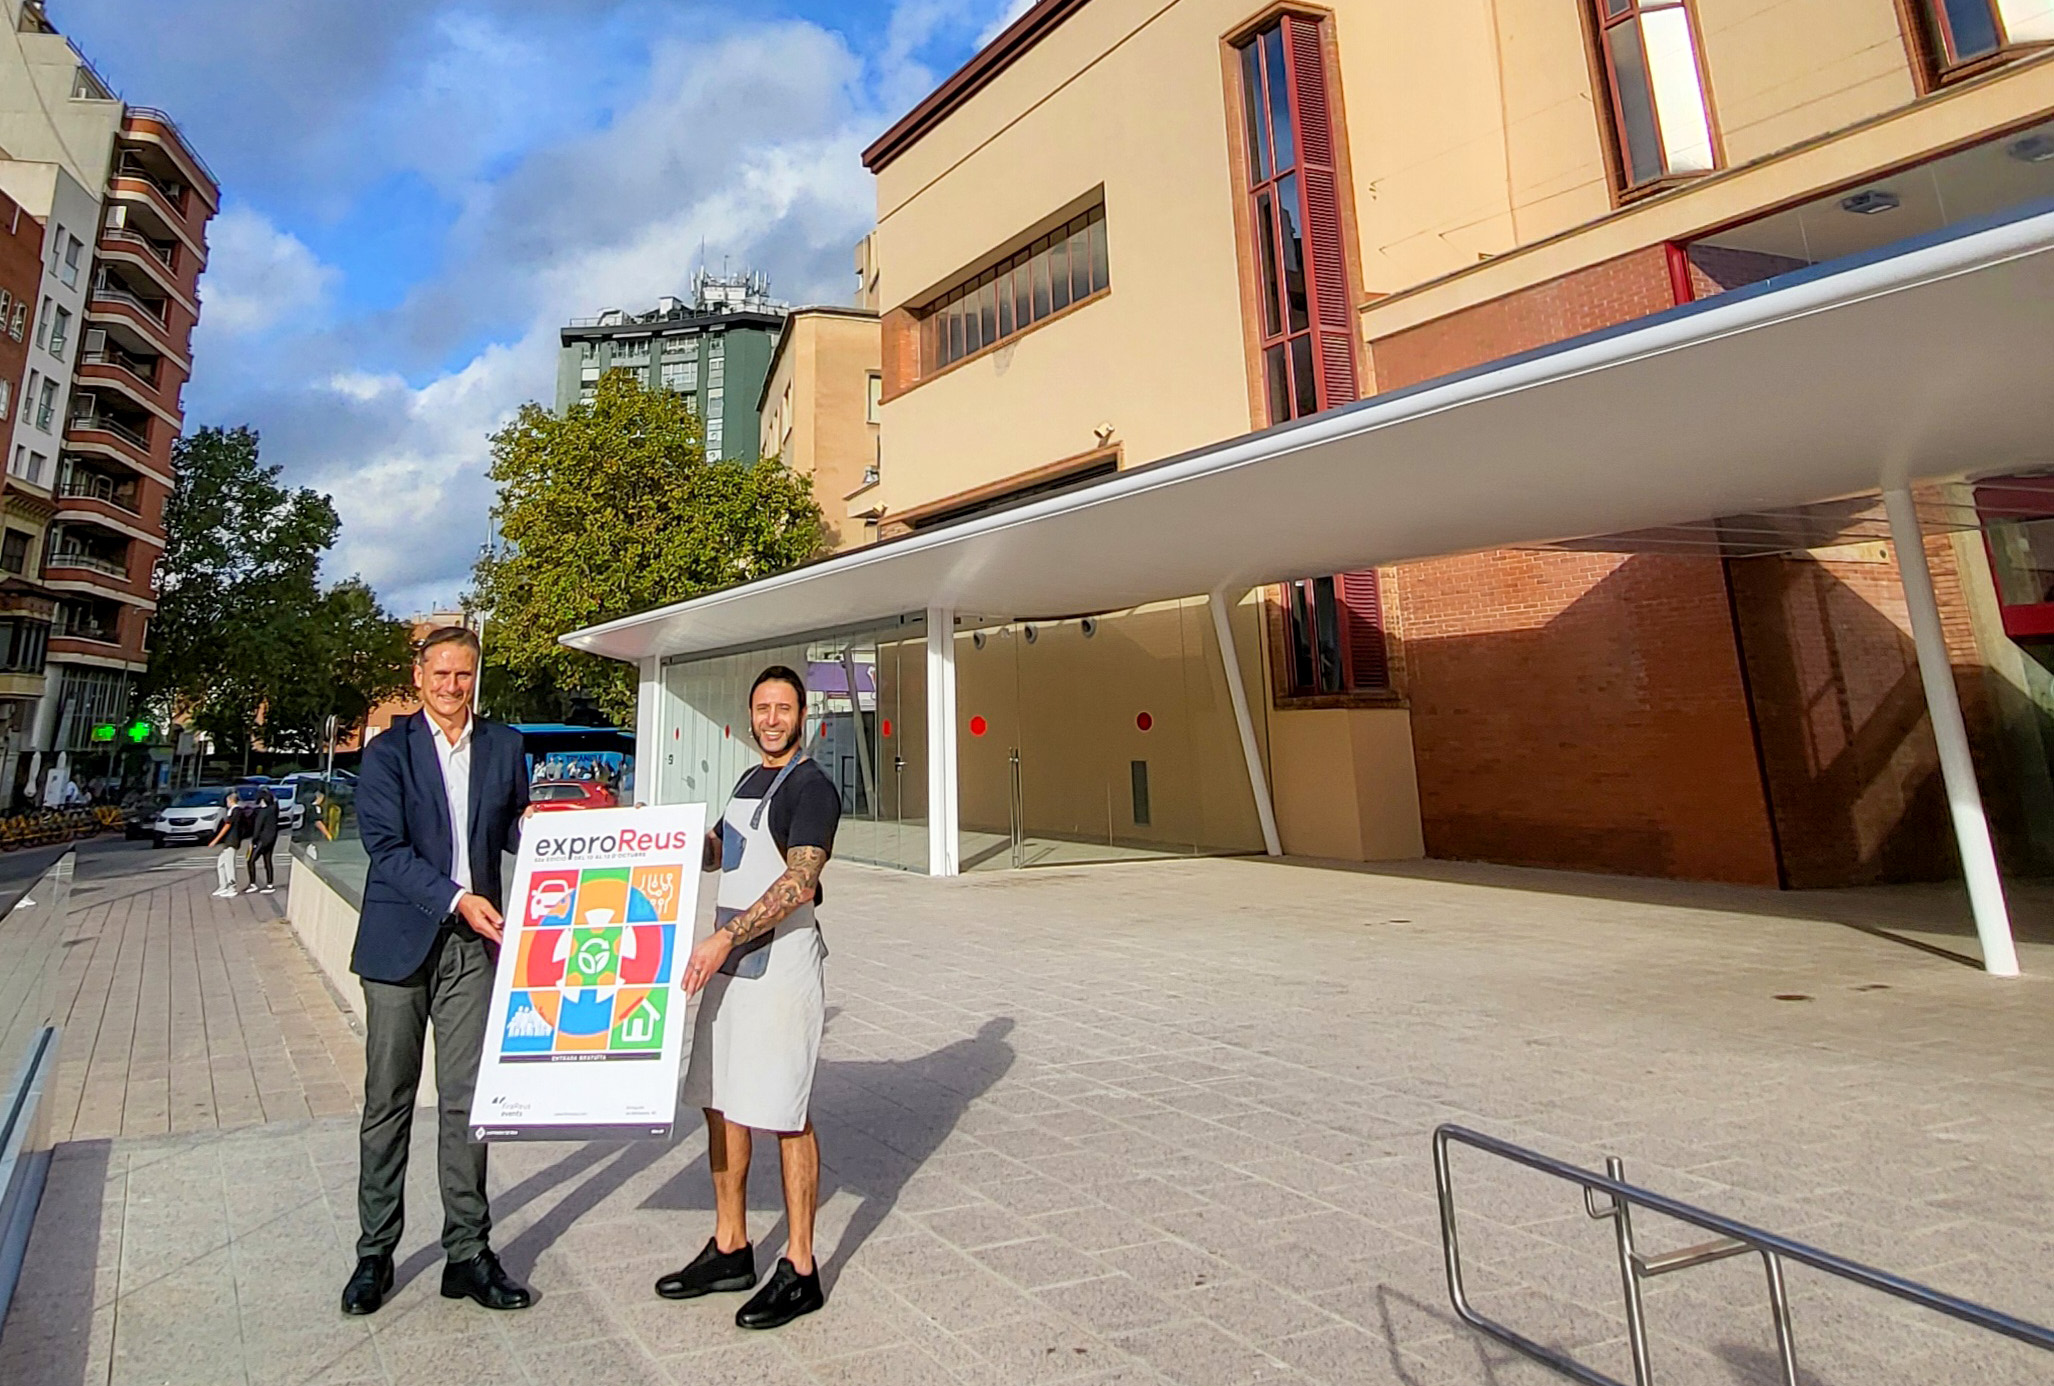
[500,865,682,1060]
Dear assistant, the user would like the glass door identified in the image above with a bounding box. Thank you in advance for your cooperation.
[955,621,1024,871]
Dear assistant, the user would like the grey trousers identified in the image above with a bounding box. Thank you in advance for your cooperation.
[357,929,493,1263]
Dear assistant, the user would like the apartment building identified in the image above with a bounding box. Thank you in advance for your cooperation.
[0,0,217,782]
[0,179,52,801]
[571,2,2054,981]
[555,269,786,463]
[757,305,882,551]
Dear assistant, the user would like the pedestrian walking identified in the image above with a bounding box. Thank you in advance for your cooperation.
[342,625,534,1318]
[206,790,250,898]
[658,665,839,1329]
[244,786,280,895]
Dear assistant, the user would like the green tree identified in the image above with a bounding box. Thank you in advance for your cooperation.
[471,371,824,724]
[145,427,413,756]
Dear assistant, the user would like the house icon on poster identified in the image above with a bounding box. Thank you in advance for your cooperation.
[620,1000,661,1045]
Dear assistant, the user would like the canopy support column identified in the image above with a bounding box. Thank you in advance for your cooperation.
[1884,488,2019,977]
[1209,590,1282,858]
[926,608,960,877]
[634,657,661,805]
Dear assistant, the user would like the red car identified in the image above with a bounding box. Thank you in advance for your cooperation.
[528,780,618,812]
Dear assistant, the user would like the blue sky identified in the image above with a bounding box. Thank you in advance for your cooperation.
[53,0,1035,613]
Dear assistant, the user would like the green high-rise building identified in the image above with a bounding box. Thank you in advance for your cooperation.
[556,270,785,462]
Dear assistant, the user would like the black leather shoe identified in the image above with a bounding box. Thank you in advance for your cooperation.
[341,1255,393,1316]
[655,1237,756,1300]
[439,1249,532,1311]
[735,1257,824,1329]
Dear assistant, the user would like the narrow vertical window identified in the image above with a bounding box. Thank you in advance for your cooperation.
[1592,1,1716,189]
[1235,14,1357,425]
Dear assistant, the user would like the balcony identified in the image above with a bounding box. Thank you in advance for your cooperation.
[68,404,149,453]
[87,277,186,365]
[97,226,185,300]
[57,471,141,512]
[46,549,128,580]
[120,110,219,207]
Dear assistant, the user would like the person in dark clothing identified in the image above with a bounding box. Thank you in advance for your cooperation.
[245,787,280,895]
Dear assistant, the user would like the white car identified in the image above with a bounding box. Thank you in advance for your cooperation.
[152,787,232,847]
[267,781,307,831]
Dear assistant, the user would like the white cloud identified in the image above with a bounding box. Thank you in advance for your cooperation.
[162,0,1032,615]
[194,205,338,337]
[978,0,1037,47]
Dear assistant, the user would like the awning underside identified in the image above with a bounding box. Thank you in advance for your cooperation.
[566,207,2054,664]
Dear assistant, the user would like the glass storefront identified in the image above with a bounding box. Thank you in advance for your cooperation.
[953,598,1266,870]
[657,615,929,873]
[652,600,1264,874]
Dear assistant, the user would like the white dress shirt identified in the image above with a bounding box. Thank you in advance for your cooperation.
[431,713,473,916]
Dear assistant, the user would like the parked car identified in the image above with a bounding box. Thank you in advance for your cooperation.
[528,780,618,812]
[265,781,307,832]
[124,793,169,840]
[151,787,234,847]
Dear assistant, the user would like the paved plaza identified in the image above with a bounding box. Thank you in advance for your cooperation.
[4,842,2054,1385]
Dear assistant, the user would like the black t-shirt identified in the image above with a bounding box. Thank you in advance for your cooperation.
[731,758,840,903]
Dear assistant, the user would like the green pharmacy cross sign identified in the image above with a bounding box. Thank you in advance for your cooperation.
[91,720,152,745]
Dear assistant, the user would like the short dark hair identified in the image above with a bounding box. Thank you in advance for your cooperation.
[415,624,481,665]
[750,665,806,705]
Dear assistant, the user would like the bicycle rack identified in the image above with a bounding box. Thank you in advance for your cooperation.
[1434,1123,2054,1386]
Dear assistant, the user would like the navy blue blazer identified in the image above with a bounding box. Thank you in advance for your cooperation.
[351,710,529,983]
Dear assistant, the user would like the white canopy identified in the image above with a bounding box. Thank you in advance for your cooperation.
[565,206,2054,664]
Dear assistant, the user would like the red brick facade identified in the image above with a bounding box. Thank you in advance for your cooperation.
[1369,247,1680,394]
[0,193,39,422]
[1356,236,2021,888]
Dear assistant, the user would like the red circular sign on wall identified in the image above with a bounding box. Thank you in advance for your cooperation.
[1136,712,1153,732]
[723,725,730,739]
[881,718,893,738]
[969,715,988,737]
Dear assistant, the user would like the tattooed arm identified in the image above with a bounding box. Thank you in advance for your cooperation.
[722,846,827,947]
[681,844,827,994]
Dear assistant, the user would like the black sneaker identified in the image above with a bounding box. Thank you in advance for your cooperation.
[655,1237,755,1300]
[735,1257,823,1329]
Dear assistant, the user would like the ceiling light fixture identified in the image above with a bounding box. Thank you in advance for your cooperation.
[1840,190,1901,216]
[2007,133,2054,165]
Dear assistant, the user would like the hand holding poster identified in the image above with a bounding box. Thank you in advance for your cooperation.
[470,803,706,1141]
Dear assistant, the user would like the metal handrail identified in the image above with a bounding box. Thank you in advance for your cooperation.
[68,410,149,450]
[1434,1123,2054,1385]
[55,477,139,513]
[123,107,220,190]
[88,280,168,327]
[46,551,126,578]
[79,348,159,391]
[99,226,175,269]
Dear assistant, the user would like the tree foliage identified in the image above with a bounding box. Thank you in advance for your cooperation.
[144,427,414,755]
[471,371,825,725]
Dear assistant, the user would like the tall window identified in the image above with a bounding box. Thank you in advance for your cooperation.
[49,306,70,359]
[921,204,1108,374]
[1281,572,1388,695]
[62,234,83,289]
[0,529,28,575]
[1235,15,1357,425]
[1592,1,1716,190]
[1919,1,2054,67]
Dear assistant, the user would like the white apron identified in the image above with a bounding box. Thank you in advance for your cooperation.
[679,761,826,1133]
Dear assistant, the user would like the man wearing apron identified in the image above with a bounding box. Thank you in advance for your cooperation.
[661,665,840,1329]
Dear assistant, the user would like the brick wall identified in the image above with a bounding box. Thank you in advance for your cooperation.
[1369,246,1679,394]
[1728,521,2034,887]
[0,193,40,429]
[1392,549,1781,884]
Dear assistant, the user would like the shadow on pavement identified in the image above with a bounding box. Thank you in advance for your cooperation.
[0,1139,110,1384]
[641,1015,1018,1286]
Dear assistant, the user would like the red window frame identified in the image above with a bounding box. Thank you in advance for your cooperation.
[1281,571,1388,696]
[1919,0,2048,68]
[1591,0,1713,190]
[1235,14,1357,426]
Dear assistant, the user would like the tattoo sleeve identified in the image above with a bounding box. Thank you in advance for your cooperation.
[721,846,827,947]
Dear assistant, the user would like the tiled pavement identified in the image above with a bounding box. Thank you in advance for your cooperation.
[5,846,2054,1384]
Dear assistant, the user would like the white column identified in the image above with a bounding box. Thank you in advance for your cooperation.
[1884,487,2020,977]
[634,656,662,806]
[926,608,960,877]
[1209,590,1283,857]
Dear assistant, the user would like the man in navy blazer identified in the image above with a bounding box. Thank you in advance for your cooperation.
[341,625,534,1317]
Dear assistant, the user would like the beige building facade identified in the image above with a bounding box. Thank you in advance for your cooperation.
[756,306,882,552]
[850,0,2054,881]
